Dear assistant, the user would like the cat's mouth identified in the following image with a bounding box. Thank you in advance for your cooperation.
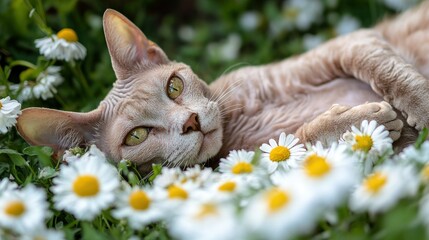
[194,128,222,164]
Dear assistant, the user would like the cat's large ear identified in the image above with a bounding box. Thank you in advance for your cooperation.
[103,9,170,80]
[16,108,102,152]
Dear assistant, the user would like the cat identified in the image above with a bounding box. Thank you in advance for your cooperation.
[16,2,429,172]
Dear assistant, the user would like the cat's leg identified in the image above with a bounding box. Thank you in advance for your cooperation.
[294,102,403,146]
[287,30,429,130]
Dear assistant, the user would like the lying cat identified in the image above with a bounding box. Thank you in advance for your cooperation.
[17,2,429,171]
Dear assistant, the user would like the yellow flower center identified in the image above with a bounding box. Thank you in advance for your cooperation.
[5,201,26,217]
[266,188,290,213]
[72,175,100,197]
[364,172,387,194]
[167,185,188,200]
[304,154,331,178]
[231,162,253,174]
[57,28,78,42]
[421,165,429,181]
[0,101,3,109]
[129,190,150,210]
[352,135,373,153]
[269,146,291,162]
[218,181,236,192]
[195,203,218,219]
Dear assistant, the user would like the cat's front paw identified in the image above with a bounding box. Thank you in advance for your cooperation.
[329,101,402,141]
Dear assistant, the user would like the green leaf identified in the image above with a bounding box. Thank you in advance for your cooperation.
[8,153,26,167]
[415,128,428,149]
[23,146,53,167]
[0,149,26,166]
[148,164,163,182]
[82,222,110,240]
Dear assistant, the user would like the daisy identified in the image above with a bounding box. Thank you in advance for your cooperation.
[242,175,318,240]
[168,200,242,240]
[20,227,65,240]
[350,164,419,214]
[182,165,217,187]
[11,67,63,102]
[199,175,249,203]
[219,150,267,189]
[112,185,162,229]
[260,132,306,173]
[35,28,86,61]
[343,120,393,160]
[399,141,429,165]
[51,147,120,220]
[0,96,21,134]
[0,178,18,195]
[153,167,185,188]
[0,185,49,234]
[153,180,202,222]
[282,0,323,31]
[62,146,86,163]
[298,142,360,208]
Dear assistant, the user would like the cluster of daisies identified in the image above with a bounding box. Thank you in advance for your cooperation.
[2,28,86,102]
[2,120,429,239]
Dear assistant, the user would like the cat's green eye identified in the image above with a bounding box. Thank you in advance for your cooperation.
[167,76,184,99]
[124,127,149,146]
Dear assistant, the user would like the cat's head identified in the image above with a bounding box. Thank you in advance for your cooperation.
[16,9,223,171]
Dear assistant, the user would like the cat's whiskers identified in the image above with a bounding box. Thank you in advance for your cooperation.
[212,78,243,105]
[208,62,249,103]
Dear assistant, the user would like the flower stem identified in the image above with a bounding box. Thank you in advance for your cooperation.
[69,62,91,98]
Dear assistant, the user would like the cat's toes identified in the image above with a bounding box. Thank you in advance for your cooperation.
[383,119,403,141]
[367,101,397,122]
[329,104,351,114]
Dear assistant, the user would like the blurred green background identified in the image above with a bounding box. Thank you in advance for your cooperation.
[0,0,422,112]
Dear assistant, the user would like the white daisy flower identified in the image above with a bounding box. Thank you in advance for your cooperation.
[399,141,429,165]
[199,176,249,203]
[51,146,120,220]
[62,146,86,163]
[0,96,21,134]
[207,33,242,61]
[35,28,86,61]
[350,164,419,214]
[243,175,318,240]
[299,142,360,208]
[169,200,242,240]
[153,167,185,188]
[260,132,306,173]
[112,185,162,229]
[282,0,323,31]
[335,15,361,36]
[0,178,18,196]
[20,227,65,240]
[0,185,49,234]
[239,11,260,31]
[154,181,200,221]
[15,67,64,102]
[342,120,393,172]
[303,34,325,50]
[182,165,216,187]
[219,150,267,189]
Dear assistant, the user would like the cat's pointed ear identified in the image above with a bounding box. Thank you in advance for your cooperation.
[103,9,170,80]
[16,108,102,152]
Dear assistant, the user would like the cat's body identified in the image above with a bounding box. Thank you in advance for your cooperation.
[16,2,429,171]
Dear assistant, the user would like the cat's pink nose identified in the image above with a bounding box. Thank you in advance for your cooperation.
[182,113,201,134]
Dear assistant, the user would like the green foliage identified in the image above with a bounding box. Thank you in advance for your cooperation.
[0,0,426,239]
